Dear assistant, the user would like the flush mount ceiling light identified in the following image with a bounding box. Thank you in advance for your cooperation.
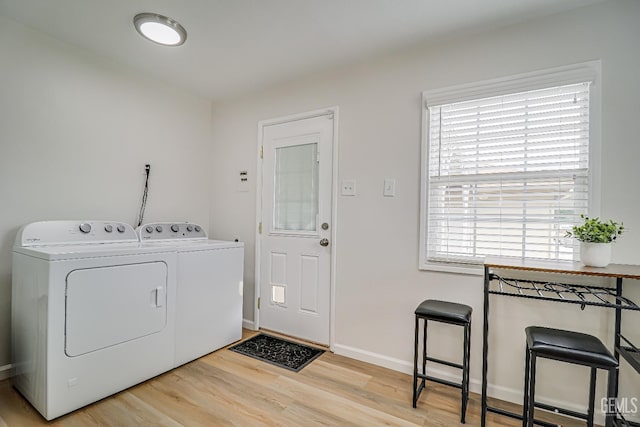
[134,13,187,47]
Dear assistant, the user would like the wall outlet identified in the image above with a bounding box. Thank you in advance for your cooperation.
[341,179,356,196]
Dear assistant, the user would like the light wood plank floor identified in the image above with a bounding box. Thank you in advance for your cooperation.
[0,330,587,426]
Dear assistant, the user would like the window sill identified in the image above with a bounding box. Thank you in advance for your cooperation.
[419,261,484,276]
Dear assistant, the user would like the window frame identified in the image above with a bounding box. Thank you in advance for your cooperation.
[419,62,602,275]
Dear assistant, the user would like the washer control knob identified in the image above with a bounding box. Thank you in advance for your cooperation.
[171,224,179,232]
[79,223,91,234]
[186,225,194,232]
[194,225,201,232]
[145,225,154,234]
[104,224,113,233]
[156,225,163,233]
[117,224,125,233]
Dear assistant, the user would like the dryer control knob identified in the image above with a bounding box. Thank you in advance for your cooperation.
[194,225,201,232]
[145,226,154,233]
[79,223,91,234]
[156,225,163,233]
[186,225,194,232]
[171,224,179,232]
[117,225,125,233]
[104,224,113,233]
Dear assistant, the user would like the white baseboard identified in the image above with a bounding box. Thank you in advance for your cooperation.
[242,319,257,331]
[333,343,414,374]
[0,364,12,381]
[332,343,636,425]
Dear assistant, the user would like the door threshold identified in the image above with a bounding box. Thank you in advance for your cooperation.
[258,328,329,351]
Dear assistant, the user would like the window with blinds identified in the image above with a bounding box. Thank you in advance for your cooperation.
[424,81,591,265]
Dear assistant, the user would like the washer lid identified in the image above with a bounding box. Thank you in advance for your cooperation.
[143,239,244,252]
[13,242,174,261]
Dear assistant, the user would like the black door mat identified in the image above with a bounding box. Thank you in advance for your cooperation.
[229,334,324,372]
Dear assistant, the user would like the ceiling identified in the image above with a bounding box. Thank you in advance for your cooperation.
[0,0,603,101]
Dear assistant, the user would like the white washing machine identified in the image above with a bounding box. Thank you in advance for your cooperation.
[12,221,177,420]
[138,222,244,366]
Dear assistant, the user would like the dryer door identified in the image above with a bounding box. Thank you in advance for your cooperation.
[65,262,168,357]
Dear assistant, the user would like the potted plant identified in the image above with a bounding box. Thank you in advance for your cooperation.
[566,215,624,267]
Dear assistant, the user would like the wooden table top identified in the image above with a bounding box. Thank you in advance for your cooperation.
[484,257,640,280]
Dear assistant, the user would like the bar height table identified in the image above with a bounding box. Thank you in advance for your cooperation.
[481,258,640,427]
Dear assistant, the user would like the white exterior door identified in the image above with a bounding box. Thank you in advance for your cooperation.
[259,113,334,345]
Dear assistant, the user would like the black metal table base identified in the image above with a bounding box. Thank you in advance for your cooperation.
[481,263,640,427]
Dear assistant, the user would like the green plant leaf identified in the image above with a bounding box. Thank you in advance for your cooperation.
[566,216,624,243]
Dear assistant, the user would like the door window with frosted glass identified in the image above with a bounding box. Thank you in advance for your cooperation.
[273,143,319,233]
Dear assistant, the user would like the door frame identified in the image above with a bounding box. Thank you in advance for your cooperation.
[254,106,339,351]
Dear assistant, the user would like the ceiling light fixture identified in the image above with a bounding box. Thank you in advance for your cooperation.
[134,13,187,47]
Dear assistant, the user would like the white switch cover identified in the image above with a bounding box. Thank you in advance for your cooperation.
[383,178,396,197]
[341,179,356,196]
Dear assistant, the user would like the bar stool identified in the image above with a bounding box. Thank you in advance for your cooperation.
[413,299,472,423]
[523,326,618,427]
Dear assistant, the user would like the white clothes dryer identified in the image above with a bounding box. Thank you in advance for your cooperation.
[138,222,244,366]
[12,221,177,420]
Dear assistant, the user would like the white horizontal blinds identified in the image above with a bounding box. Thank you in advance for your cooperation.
[427,82,590,263]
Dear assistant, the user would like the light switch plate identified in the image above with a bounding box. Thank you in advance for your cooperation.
[341,179,356,196]
[383,178,396,197]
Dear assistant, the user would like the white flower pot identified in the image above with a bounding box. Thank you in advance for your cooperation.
[580,242,612,267]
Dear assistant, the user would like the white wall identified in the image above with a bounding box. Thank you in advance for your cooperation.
[0,16,212,372]
[210,0,640,419]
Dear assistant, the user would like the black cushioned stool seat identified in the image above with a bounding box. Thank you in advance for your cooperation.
[415,299,472,324]
[413,300,472,423]
[526,326,618,368]
[523,327,618,427]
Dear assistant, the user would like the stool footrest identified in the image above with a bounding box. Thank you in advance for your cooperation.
[486,406,522,420]
[486,406,560,427]
[425,356,464,369]
[535,401,589,420]
[416,374,462,390]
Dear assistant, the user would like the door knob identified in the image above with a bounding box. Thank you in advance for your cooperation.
[319,238,329,247]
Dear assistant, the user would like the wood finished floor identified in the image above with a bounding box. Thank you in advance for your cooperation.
[0,330,587,426]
